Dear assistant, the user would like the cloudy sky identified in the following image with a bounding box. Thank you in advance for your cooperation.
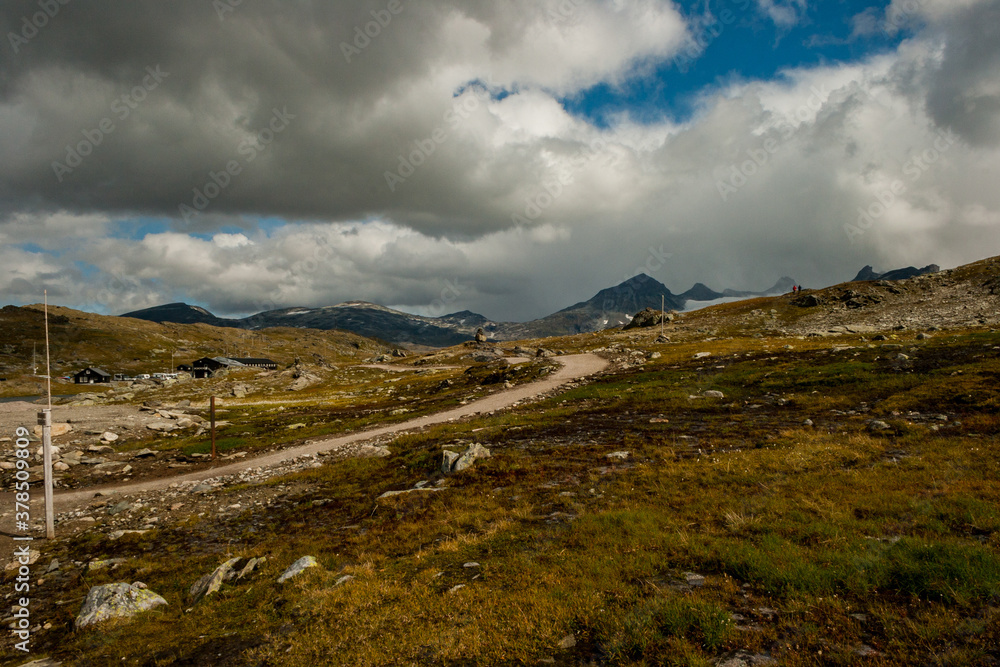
[1,0,999,322]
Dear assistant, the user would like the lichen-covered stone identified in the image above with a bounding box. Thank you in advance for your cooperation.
[75,582,168,629]
[278,556,320,583]
[453,443,490,473]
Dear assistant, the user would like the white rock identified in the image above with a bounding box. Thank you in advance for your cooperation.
[278,556,320,583]
[75,582,167,629]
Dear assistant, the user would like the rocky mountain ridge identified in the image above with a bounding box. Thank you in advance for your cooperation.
[122,273,799,346]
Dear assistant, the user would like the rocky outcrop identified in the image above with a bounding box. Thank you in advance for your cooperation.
[623,307,672,331]
[189,556,266,603]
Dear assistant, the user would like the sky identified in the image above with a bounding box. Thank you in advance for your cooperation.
[1,0,999,322]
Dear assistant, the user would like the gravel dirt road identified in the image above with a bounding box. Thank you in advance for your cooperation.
[12,353,606,521]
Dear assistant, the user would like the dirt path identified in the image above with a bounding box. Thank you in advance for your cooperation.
[48,353,607,512]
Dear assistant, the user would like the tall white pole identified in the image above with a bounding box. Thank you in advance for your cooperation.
[43,291,54,539]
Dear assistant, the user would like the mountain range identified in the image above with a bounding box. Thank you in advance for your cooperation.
[852,264,940,282]
[121,267,929,346]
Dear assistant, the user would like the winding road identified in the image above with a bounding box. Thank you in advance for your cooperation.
[49,353,609,511]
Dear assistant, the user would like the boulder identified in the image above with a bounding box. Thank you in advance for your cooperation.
[703,390,725,399]
[278,556,320,583]
[441,450,461,474]
[793,294,822,308]
[231,384,248,399]
[146,421,177,433]
[452,443,491,473]
[623,307,670,331]
[288,374,321,392]
[475,328,487,343]
[33,423,72,438]
[100,432,119,442]
[75,582,168,629]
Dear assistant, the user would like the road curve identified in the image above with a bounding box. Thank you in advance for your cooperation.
[51,353,608,510]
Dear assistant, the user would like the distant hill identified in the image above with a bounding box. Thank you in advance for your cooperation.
[680,283,724,301]
[722,276,796,298]
[500,274,685,339]
[241,303,479,348]
[122,302,237,328]
[0,304,389,398]
[120,272,800,346]
[853,264,940,282]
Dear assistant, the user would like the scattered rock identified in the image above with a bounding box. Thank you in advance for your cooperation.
[452,443,491,473]
[717,651,776,667]
[557,635,577,650]
[146,421,177,433]
[684,572,705,587]
[88,558,127,572]
[703,390,725,399]
[278,556,320,583]
[606,451,630,461]
[189,556,266,603]
[441,450,461,474]
[378,487,445,499]
[288,374,321,392]
[107,501,134,516]
[100,432,119,443]
[868,420,892,432]
[33,423,72,438]
[75,582,168,629]
[132,449,157,459]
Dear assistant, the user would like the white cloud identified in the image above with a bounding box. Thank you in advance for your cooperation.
[756,0,808,28]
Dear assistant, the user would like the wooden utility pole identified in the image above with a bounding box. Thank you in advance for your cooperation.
[661,295,665,337]
[210,396,217,460]
[42,291,54,539]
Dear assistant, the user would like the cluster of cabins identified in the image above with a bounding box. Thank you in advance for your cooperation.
[73,357,278,384]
